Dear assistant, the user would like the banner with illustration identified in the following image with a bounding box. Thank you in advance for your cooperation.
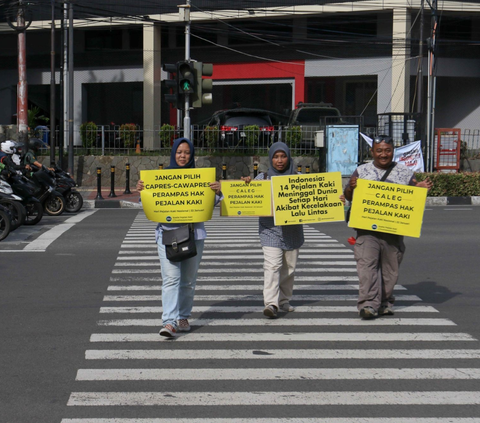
[348,178,427,237]
[140,168,216,223]
[393,140,424,172]
[220,180,272,216]
[271,172,344,226]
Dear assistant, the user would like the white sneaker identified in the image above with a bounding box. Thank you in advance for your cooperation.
[279,302,295,312]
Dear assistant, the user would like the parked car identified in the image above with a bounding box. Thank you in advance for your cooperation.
[200,108,288,151]
[285,102,343,153]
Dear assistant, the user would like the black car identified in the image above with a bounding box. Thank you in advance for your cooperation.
[200,108,288,151]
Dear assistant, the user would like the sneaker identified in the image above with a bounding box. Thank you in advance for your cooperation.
[279,302,295,312]
[359,306,378,320]
[379,306,394,316]
[263,305,278,318]
[177,319,191,331]
[159,324,177,338]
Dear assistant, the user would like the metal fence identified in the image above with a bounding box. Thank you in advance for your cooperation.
[58,125,480,159]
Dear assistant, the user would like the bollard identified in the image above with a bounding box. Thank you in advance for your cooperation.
[109,165,117,198]
[306,165,310,174]
[253,163,258,178]
[159,164,164,170]
[124,163,132,194]
[222,163,227,179]
[297,165,302,173]
[95,167,104,199]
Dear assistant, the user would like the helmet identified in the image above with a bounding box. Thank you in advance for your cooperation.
[1,140,16,154]
[12,141,24,155]
[29,138,44,152]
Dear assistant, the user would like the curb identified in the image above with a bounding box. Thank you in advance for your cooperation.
[82,197,480,209]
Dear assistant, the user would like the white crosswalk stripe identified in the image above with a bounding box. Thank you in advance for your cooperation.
[62,211,480,422]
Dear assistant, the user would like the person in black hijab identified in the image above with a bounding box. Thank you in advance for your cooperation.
[137,137,222,337]
[243,142,304,318]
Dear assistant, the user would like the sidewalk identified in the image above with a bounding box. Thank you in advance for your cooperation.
[76,186,480,209]
[77,187,142,209]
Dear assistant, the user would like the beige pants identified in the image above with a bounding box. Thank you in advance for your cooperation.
[354,231,405,311]
[262,246,299,308]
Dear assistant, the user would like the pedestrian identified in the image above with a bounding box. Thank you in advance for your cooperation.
[344,135,432,319]
[136,137,223,337]
[242,142,304,318]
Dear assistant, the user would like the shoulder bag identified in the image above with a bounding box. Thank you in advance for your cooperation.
[162,224,197,262]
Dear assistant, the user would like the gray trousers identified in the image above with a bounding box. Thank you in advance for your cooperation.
[354,230,405,311]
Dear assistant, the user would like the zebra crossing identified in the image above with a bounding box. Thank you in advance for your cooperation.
[62,209,480,422]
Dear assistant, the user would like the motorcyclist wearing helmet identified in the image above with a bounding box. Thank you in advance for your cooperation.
[24,138,54,172]
[0,140,26,174]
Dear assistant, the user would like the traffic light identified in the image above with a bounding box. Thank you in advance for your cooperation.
[177,60,195,94]
[192,62,213,108]
[162,63,180,109]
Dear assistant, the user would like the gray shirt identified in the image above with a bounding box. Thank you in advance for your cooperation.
[255,172,304,250]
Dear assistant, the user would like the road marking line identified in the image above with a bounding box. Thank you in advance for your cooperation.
[109,275,360,282]
[111,268,359,273]
[67,391,480,406]
[106,284,405,291]
[97,318,455,327]
[60,418,480,423]
[89,332,475,343]
[102,294,421,302]
[98,305,438,314]
[74,368,480,381]
[23,210,97,251]
[85,348,480,360]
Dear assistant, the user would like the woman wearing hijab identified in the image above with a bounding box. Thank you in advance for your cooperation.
[136,138,222,337]
[243,142,304,318]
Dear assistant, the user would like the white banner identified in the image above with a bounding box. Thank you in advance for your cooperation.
[393,140,424,172]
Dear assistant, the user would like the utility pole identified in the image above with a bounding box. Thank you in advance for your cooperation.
[426,0,438,172]
[50,0,56,166]
[68,1,74,175]
[417,0,424,125]
[17,0,28,148]
[180,1,191,140]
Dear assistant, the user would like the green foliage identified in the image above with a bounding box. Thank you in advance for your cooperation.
[244,125,260,150]
[203,126,218,152]
[28,106,49,136]
[159,124,175,149]
[415,172,480,196]
[119,123,137,148]
[79,121,98,149]
[285,125,302,148]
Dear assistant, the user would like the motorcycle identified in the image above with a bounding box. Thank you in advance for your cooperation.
[0,203,12,241]
[6,172,44,225]
[0,178,26,230]
[26,166,66,216]
[52,165,83,213]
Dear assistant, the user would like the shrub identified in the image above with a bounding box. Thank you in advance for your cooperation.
[119,123,137,148]
[285,125,302,148]
[79,121,98,149]
[203,126,219,152]
[415,172,480,196]
[244,125,260,150]
[159,124,175,149]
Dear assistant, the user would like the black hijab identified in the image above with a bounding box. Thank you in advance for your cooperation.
[167,137,195,169]
[267,141,296,177]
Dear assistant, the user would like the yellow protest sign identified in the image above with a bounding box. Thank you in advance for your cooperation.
[348,178,427,237]
[140,168,216,223]
[220,180,272,217]
[271,172,344,226]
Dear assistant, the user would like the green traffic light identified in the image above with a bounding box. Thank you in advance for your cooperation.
[182,82,191,91]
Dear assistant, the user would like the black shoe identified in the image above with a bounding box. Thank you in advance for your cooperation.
[263,305,278,318]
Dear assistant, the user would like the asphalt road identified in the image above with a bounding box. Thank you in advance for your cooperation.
[0,206,479,422]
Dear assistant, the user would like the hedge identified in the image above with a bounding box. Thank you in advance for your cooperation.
[414,172,480,197]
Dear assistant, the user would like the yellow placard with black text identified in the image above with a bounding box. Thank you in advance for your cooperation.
[348,178,427,237]
[220,180,272,217]
[140,168,216,223]
[271,172,344,226]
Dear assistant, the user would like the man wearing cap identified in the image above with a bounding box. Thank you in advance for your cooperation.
[344,135,432,320]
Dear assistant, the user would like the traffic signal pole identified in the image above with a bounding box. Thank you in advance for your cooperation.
[181,2,191,140]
